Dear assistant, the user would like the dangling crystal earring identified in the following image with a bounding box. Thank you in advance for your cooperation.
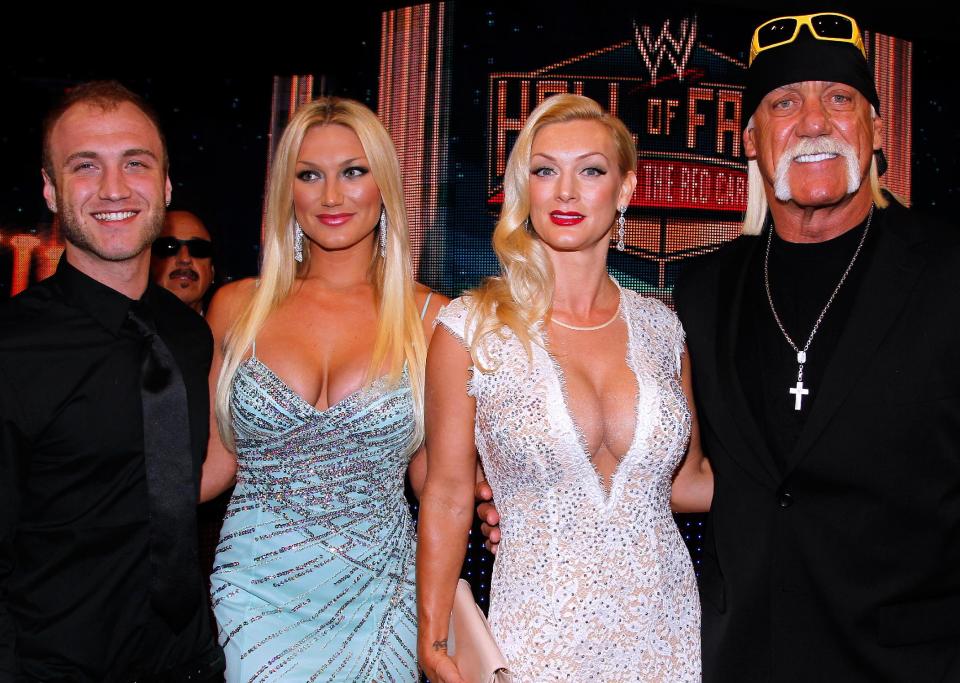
[616,206,626,252]
[378,208,388,258]
[294,221,304,263]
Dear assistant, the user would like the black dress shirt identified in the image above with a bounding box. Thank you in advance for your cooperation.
[0,258,218,682]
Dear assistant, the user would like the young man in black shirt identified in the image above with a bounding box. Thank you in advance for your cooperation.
[0,82,224,682]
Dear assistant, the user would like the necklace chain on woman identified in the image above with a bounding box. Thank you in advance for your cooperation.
[551,278,622,331]
[763,204,874,411]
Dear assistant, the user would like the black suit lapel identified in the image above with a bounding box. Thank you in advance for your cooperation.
[713,236,782,487]
[783,207,927,475]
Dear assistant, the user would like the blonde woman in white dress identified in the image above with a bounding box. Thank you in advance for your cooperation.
[417,94,713,683]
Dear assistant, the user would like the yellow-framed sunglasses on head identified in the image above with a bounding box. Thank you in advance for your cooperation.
[749,12,866,66]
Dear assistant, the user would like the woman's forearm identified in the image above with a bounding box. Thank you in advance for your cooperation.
[416,487,474,655]
[671,455,713,513]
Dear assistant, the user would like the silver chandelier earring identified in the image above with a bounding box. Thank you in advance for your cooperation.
[294,221,304,263]
[616,206,626,252]
[379,207,388,258]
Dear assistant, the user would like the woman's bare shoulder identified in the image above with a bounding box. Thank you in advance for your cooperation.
[415,282,451,319]
[207,278,258,334]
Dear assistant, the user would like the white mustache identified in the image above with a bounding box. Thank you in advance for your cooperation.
[773,137,862,202]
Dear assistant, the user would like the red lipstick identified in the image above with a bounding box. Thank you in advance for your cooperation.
[549,211,585,226]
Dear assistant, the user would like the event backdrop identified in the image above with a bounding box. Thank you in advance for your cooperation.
[0,2,918,610]
[0,5,912,302]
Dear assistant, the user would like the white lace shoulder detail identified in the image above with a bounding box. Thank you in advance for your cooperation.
[620,290,686,375]
[433,295,474,346]
[433,296,483,397]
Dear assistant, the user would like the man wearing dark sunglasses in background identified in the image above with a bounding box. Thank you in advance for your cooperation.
[150,210,215,314]
[671,11,960,682]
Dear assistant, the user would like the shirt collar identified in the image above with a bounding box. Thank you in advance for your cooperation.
[53,255,158,336]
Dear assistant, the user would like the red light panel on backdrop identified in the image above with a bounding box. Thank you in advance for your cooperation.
[379,3,449,282]
[0,229,63,297]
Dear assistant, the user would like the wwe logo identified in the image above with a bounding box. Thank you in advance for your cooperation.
[634,18,697,82]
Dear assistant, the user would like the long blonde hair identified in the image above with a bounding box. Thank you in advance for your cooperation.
[215,97,426,449]
[468,94,637,370]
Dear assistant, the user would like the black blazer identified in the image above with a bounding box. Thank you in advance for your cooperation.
[675,199,960,683]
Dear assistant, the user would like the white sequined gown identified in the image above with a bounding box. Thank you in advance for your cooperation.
[437,292,701,682]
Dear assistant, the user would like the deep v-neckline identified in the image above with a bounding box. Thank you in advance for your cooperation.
[544,291,643,509]
[245,356,399,417]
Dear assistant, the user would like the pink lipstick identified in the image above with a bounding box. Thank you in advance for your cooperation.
[317,213,354,226]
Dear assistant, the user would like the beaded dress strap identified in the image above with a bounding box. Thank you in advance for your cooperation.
[420,292,433,320]
[250,279,261,359]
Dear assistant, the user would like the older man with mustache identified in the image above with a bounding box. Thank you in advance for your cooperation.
[672,12,960,682]
[151,210,216,314]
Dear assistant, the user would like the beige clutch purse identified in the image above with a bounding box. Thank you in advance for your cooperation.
[448,579,513,683]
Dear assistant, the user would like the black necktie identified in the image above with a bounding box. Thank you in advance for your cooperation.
[127,302,199,630]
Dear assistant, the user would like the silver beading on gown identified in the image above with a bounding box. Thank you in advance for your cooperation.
[436,291,701,682]
[210,355,418,682]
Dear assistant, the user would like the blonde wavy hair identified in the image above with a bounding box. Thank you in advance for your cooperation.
[215,97,426,449]
[741,109,890,235]
[468,94,637,370]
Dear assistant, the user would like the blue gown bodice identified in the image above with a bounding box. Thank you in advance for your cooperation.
[211,357,418,682]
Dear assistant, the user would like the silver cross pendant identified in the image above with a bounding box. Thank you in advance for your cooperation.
[789,351,809,411]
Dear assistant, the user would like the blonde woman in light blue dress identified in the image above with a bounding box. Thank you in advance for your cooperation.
[200,97,446,682]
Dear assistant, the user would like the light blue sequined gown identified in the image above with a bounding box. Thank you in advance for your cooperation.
[210,354,419,682]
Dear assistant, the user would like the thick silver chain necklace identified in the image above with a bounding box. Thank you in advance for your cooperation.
[763,204,874,411]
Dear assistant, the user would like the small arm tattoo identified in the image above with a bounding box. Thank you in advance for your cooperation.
[432,639,448,651]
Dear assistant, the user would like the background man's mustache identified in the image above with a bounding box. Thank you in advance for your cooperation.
[169,268,199,281]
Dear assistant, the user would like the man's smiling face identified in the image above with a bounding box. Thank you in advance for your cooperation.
[43,100,171,264]
[745,80,881,210]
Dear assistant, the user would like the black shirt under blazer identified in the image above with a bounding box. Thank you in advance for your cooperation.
[674,198,960,682]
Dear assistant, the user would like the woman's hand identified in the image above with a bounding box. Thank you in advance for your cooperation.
[475,478,501,554]
[419,646,467,683]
